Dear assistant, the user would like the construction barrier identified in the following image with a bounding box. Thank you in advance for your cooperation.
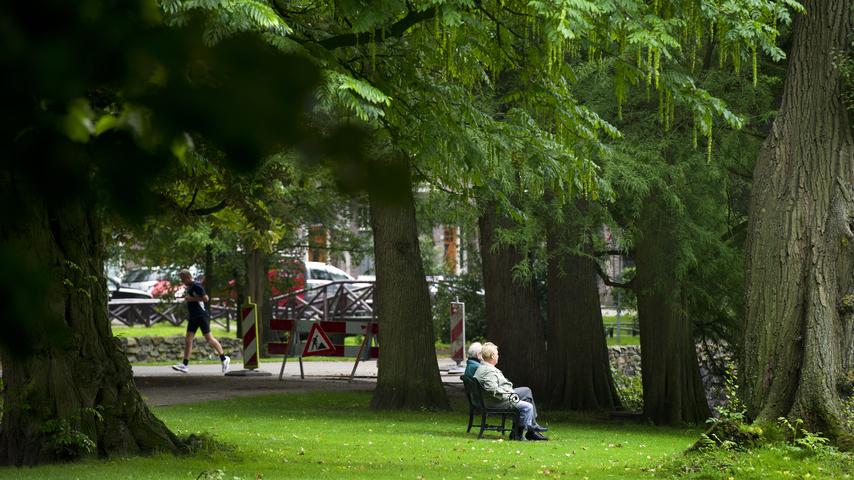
[268,317,378,381]
[241,299,261,370]
[449,301,465,373]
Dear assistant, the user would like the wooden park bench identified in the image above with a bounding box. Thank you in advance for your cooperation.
[460,375,518,439]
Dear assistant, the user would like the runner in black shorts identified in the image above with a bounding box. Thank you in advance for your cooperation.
[172,269,230,374]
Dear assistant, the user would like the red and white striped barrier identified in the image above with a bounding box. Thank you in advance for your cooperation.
[241,300,260,370]
[268,318,379,380]
[449,302,465,373]
[268,319,379,357]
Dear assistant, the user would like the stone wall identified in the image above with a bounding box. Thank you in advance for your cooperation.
[606,343,734,412]
[118,336,243,363]
[608,345,642,376]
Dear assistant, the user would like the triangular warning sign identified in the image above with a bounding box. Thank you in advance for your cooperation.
[302,323,336,357]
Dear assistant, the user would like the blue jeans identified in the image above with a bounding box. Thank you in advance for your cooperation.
[514,387,538,425]
[515,400,535,429]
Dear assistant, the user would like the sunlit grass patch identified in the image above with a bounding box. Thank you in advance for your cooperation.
[0,391,701,479]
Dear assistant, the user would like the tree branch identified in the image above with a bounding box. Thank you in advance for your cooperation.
[185,187,199,212]
[501,4,533,17]
[413,166,467,197]
[595,262,634,290]
[190,199,228,216]
[315,6,437,50]
[475,2,523,39]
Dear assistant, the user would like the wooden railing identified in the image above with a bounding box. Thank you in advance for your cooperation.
[109,281,375,332]
[107,298,237,331]
[271,281,375,322]
[603,322,640,338]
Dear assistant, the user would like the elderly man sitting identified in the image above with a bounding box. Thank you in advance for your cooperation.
[473,342,548,441]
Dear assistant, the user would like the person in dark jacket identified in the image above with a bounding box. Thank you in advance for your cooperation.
[171,269,230,374]
[463,342,482,379]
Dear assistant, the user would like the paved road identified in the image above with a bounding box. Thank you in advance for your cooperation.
[133,359,466,406]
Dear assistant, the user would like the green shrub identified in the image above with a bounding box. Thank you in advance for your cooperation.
[843,370,854,432]
[694,366,763,451]
[777,417,832,454]
[42,407,102,460]
[611,367,643,412]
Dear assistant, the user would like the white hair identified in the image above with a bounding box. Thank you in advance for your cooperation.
[467,342,483,360]
[480,342,498,362]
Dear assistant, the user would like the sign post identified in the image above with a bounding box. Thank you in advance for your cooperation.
[448,301,465,374]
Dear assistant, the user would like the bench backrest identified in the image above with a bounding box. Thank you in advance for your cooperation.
[461,375,488,409]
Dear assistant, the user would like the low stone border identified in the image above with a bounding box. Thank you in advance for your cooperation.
[118,336,243,363]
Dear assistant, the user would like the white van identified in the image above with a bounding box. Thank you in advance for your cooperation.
[305,262,355,291]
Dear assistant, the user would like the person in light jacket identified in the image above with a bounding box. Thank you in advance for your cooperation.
[473,342,548,441]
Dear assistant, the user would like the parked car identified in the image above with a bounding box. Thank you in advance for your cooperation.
[122,268,172,294]
[107,276,153,300]
[305,261,355,289]
[230,259,363,304]
[123,266,201,297]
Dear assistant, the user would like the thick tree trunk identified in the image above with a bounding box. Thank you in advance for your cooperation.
[743,0,854,442]
[203,240,214,314]
[0,196,183,465]
[545,205,621,410]
[246,248,272,346]
[369,155,448,410]
[478,201,547,393]
[635,197,710,424]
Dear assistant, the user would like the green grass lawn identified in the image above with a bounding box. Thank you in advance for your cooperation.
[658,444,854,479]
[606,335,640,346]
[603,314,640,346]
[0,392,698,479]
[1,391,851,479]
[112,323,231,338]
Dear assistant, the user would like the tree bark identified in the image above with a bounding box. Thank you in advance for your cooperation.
[742,0,854,442]
[246,248,272,346]
[478,201,548,393]
[369,155,448,410]
[0,195,183,465]
[635,196,710,424]
[204,242,214,314]
[545,204,621,410]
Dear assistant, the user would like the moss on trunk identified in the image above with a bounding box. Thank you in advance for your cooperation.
[742,0,854,443]
[0,196,183,466]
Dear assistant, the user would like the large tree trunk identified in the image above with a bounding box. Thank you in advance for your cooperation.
[245,248,272,346]
[0,196,183,465]
[478,201,547,393]
[369,155,448,410]
[635,197,710,424]
[742,0,854,442]
[545,204,621,410]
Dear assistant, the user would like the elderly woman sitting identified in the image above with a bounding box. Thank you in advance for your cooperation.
[473,342,548,441]
[463,342,482,379]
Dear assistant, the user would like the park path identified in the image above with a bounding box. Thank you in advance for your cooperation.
[134,359,464,406]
